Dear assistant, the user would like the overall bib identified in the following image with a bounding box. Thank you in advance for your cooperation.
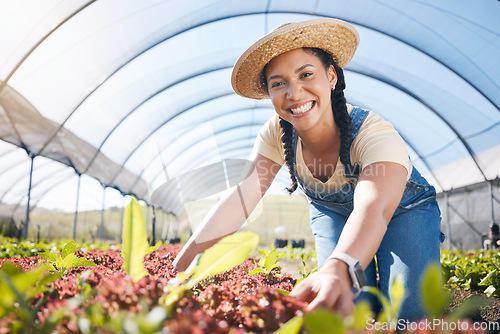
[291,106,444,321]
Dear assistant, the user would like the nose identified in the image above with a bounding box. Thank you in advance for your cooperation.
[286,81,301,100]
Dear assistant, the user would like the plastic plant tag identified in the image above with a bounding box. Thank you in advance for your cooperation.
[122,197,150,282]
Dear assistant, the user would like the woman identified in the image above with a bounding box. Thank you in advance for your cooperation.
[173,18,443,321]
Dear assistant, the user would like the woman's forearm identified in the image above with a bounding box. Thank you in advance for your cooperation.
[173,154,281,271]
[182,162,265,253]
[332,208,388,269]
[188,185,262,247]
[329,162,407,269]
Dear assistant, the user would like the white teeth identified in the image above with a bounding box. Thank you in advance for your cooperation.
[290,101,313,115]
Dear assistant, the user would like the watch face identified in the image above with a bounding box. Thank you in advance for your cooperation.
[354,263,367,287]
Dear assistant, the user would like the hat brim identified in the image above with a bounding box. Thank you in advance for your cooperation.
[231,18,360,100]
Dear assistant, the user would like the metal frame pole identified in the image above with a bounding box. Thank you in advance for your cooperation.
[490,181,496,224]
[72,174,81,240]
[445,191,452,250]
[99,185,106,240]
[22,153,35,240]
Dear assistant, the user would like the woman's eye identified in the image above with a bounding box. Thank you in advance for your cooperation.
[271,81,284,88]
[301,72,313,78]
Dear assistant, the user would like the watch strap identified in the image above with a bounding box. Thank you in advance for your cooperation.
[327,252,365,298]
[327,252,358,268]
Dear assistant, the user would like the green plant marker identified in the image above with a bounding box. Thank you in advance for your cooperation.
[303,309,344,334]
[344,301,374,331]
[364,286,397,324]
[274,316,303,334]
[121,197,150,282]
[389,274,405,314]
[187,231,259,287]
[420,262,449,319]
[448,294,491,322]
[161,232,260,309]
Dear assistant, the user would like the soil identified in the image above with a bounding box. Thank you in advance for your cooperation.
[446,289,500,333]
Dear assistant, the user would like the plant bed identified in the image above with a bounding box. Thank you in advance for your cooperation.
[0,240,308,333]
[1,199,499,333]
[446,289,500,328]
[1,241,498,333]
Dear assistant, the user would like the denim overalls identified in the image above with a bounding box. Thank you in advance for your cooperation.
[292,106,444,321]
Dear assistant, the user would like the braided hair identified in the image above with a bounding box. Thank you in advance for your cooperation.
[262,47,355,194]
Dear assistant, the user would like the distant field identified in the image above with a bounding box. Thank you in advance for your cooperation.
[3,195,314,247]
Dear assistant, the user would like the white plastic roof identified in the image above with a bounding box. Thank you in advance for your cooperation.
[0,0,499,217]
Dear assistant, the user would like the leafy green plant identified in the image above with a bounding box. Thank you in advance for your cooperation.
[250,246,281,279]
[441,249,500,297]
[421,262,489,322]
[0,262,61,333]
[39,240,96,275]
[0,236,115,259]
[363,274,404,324]
[421,263,450,319]
[296,260,319,286]
[121,197,160,282]
[478,269,500,297]
[276,300,374,334]
[276,261,490,334]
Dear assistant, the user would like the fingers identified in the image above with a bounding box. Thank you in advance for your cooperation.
[290,273,355,317]
[172,256,185,272]
[306,287,337,311]
[305,281,342,311]
[306,286,354,316]
[172,247,194,272]
[289,280,315,303]
[335,289,355,317]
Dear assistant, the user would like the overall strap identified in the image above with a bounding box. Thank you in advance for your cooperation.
[350,107,370,141]
[344,106,370,176]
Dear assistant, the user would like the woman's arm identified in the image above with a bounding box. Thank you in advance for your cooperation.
[289,161,407,314]
[173,154,281,271]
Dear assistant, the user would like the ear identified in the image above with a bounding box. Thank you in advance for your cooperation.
[328,65,337,90]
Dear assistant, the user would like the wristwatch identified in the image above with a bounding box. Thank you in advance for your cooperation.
[327,252,367,298]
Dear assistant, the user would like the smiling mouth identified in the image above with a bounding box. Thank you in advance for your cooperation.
[289,101,314,115]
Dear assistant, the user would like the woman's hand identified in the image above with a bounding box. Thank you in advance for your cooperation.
[172,238,221,272]
[289,259,355,316]
[172,242,199,272]
[173,154,281,272]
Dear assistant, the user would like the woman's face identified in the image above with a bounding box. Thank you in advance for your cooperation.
[265,48,337,132]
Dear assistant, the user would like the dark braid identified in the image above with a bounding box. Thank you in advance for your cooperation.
[279,117,298,193]
[261,47,355,193]
[331,63,358,174]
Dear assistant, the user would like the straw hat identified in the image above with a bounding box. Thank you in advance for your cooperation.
[231,18,359,100]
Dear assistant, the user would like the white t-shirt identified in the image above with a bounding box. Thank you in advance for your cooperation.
[251,104,412,195]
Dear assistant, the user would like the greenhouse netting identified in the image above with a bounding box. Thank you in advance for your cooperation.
[0,0,499,248]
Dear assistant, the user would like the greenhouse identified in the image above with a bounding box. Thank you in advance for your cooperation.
[1,0,498,248]
[0,1,499,332]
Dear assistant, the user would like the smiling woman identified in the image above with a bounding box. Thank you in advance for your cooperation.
[173,18,445,322]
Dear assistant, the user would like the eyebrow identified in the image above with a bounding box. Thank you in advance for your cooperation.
[267,64,315,82]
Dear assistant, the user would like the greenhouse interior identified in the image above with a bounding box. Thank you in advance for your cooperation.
[0,0,499,250]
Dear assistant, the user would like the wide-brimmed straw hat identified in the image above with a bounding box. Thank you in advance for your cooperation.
[231,18,359,100]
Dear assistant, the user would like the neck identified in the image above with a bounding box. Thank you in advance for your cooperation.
[296,114,340,155]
